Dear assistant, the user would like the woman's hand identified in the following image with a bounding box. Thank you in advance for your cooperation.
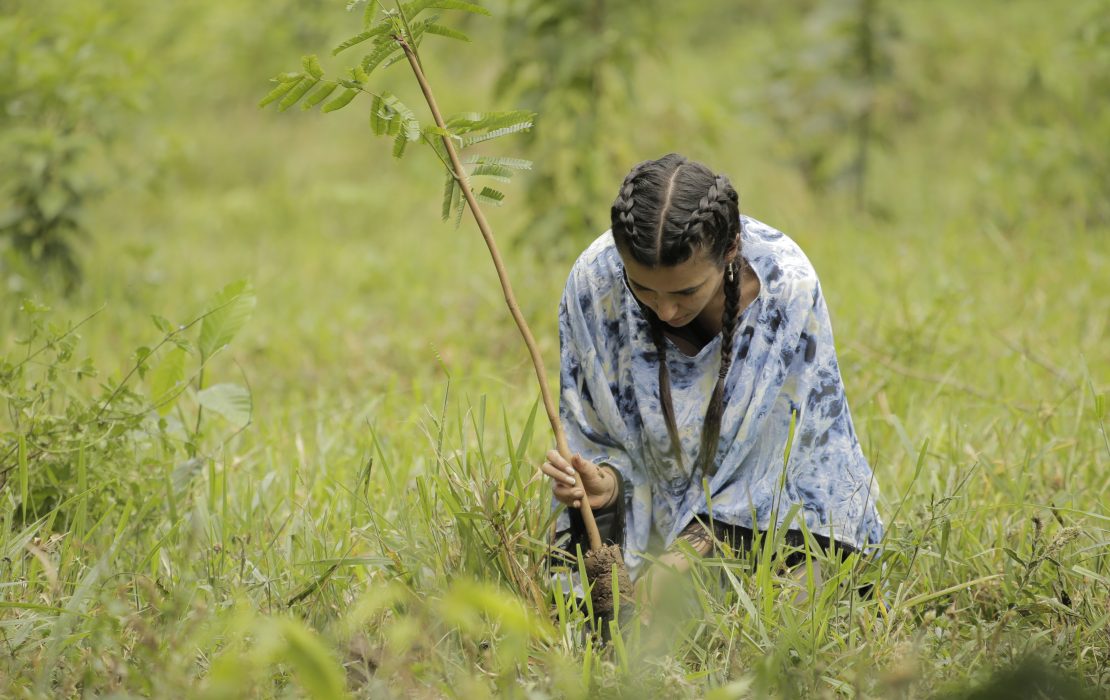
[539,450,618,510]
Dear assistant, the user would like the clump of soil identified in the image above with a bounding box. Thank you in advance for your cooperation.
[584,543,634,624]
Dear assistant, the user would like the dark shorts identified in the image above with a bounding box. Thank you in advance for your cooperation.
[551,496,868,576]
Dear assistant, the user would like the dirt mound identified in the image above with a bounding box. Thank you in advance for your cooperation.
[584,543,634,624]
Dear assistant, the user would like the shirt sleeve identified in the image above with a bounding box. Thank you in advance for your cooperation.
[553,267,637,546]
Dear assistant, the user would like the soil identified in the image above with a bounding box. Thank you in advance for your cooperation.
[584,543,634,624]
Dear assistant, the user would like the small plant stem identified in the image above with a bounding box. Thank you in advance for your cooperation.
[397,35,602,552]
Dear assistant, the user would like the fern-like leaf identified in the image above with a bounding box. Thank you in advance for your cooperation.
[461,120,533,146]
[460,155,533,170]
[476,186,505,206]
[332,25,391,55]
[361,40,403,75]
[302,81,339,110]
[260,77,301,108]
[322,87,359,113]
[470,163,513,182]
[403,0,491,17]
[423,23,471,41]
[369,94,386,134]
[363,0,380,26]
[441,171,459,220]
[393,130,410,158]
[278,77,319,111]
[446,110,534,134]
[302,55,324,79]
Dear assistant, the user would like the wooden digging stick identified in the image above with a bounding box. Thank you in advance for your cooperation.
[397,36,603,553]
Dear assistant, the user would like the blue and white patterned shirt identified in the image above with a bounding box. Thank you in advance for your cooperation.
[555,217,884,580]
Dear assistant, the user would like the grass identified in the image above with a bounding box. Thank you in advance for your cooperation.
[1,0,1108,697]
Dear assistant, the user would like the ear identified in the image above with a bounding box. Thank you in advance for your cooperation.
[723,238,740,266]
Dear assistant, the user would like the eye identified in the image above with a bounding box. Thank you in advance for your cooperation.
[676,289,697,297]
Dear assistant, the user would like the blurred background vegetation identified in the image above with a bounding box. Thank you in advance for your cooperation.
[1,0,1107,696]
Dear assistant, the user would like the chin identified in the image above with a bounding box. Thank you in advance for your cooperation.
[664,315,693,328]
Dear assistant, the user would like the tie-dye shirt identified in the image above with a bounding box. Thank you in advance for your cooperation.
[555,216,884,580]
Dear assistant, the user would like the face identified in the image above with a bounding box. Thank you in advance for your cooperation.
[619,246,726,328]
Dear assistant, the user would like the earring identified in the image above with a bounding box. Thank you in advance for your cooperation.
[727,261,735,284]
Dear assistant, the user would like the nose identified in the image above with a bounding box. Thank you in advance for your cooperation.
[656,300,680,323]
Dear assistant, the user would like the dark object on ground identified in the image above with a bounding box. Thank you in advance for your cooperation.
[584,543,634,625]
[933,655,1101,700]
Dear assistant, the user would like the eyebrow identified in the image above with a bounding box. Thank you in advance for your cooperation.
[624,272,708,295]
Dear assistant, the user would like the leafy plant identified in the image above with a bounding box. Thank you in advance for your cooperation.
[0,280,256,528]
[495,0,662,257]
[262,0,610,573]
[760,0,903,210]
[0,3,148,292]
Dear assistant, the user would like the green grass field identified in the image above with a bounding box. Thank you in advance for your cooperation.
[2,0,1108,697]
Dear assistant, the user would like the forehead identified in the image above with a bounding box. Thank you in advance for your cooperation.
[619,247,718,293]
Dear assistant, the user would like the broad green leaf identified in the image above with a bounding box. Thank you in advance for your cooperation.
[270,619,349,700]
[260,78,300,108]
[279,77,320,111]
[423,23,470,41]
[322,88,359,113]
[302,54,324,79]
[302,81,339,110]
[150,346,186,416]
[198,280,256,362]
[151,314,174,334]
[197,383,252,428]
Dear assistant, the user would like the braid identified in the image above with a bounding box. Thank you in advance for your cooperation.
[611,162,647,241]
[648,311,685,471]
[697,256,741,476]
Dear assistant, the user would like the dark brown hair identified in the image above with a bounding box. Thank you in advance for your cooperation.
[610,153,742,476]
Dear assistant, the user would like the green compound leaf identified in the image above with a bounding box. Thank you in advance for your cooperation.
[321,87,359,113]
[301,54,324,79]
[476,186,505,207]
[403,0,491,17]
[361,40,403,76]
[423,23,470,41]
[278,77,320,111]
[363,0,381,26]
[446,110,534,133]
[332,24,391,55]
[441,171,460,221]
[392,130,409,159]
[260,78,301,108]
[461,119,533,146]
[302,81,339,110]
[470,163,514,182]
[460,154,533,170]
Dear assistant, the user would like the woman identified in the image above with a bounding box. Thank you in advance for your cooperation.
[539,153,883,601]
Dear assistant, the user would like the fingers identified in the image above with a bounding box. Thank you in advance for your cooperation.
[539,460,576,487]
[539,455,583,508]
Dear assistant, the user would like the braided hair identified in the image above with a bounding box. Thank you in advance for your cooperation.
[610,153,743,476]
